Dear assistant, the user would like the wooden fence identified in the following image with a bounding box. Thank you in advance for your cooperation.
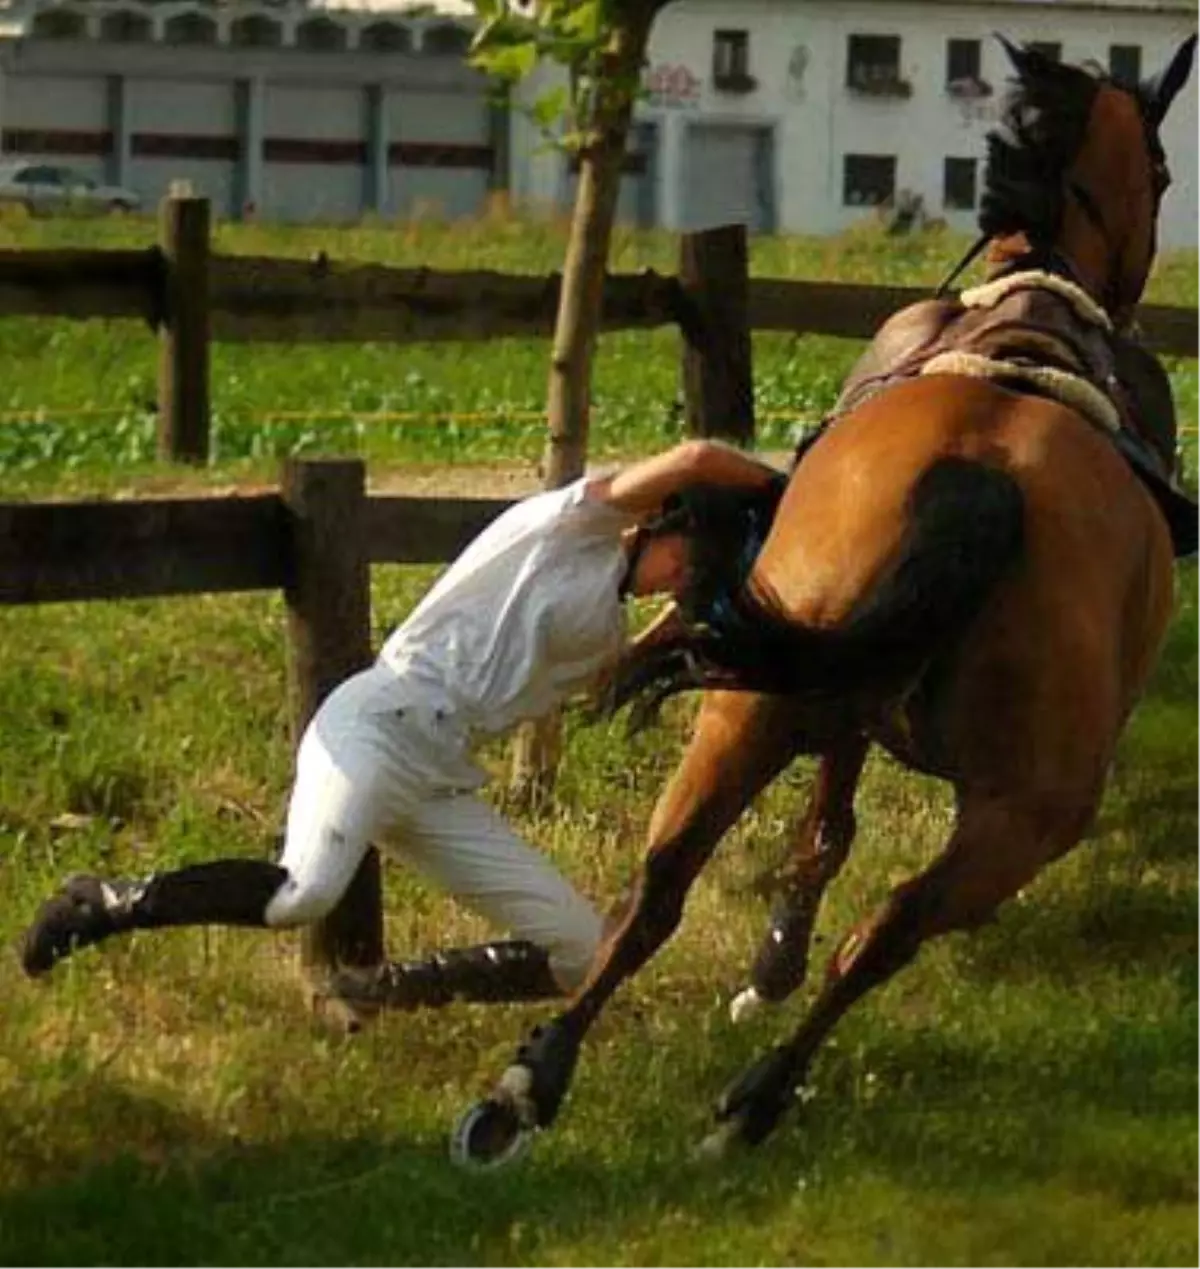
[0,455,511,1018]
[1,195,1195,460]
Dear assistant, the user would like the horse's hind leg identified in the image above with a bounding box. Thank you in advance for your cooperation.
[732,734,870,1020]
[705,785,1097,1152]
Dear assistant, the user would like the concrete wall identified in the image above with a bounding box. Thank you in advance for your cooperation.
[126,76,237,215]
[0,17,496,223]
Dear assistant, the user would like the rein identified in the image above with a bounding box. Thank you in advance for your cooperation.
[1066,178,1109,238]
[933,233,991,298]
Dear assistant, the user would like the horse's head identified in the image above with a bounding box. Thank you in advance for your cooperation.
[980,34,1196,327]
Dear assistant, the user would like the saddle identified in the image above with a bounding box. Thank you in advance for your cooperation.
[802,270,1197,557]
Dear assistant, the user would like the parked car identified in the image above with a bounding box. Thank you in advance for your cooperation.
[0,161,142,214]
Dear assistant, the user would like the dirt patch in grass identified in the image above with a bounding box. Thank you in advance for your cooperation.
[71,451,796,504]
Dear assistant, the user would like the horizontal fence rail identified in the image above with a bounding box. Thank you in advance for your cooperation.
[207,256,687,344]
[0,494,289,603]
[0,246,164,325]
[0,245,1193,355]
[365,495,513,563]
[0,489,514,604]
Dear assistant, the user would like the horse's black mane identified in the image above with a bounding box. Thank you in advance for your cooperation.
[979,55,1106,245]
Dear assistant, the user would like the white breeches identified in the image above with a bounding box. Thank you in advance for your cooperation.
[264,665,603,989]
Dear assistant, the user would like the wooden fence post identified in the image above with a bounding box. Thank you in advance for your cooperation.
[157,192,211,464]
[679,223,755,445]
[282,458,384,988]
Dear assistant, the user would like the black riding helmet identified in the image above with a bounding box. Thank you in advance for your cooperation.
[620,476,787,628]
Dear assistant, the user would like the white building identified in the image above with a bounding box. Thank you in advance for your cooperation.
[0,0,498,222]
[0,0,1195,246]
[513,0,1199,249]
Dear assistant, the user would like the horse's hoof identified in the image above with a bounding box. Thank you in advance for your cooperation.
[449,1096,534,1171]
[729,986,764,1023]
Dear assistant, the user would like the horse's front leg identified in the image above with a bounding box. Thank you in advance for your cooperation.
[732,733,869,1020]
[453,690,800,1166]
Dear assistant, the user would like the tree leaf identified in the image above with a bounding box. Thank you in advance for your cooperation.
[471,37,539,80]
[530,85,571,129]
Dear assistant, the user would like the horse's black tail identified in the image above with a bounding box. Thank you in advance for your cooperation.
[695,456,1026,699]
[606,457,1025,726]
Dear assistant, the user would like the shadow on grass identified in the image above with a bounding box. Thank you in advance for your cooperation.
[954,867,1197,988]
[1,996,1195,1266]
[786,1019,1198,1219]
[0,1083,811,1267]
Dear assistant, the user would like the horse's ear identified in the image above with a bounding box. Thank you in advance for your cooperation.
[995,33,1055,80]
[1142,33,1197,125]
[995,32,1033,79]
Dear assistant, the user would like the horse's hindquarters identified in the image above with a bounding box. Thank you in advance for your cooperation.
[756,376,1175,790]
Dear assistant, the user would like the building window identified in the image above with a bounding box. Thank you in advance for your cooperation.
[713,29,755,92]
[946,38,980,82]
[423,23,471,56]
[164,12,217,45]
[31,9,86,39]
[843,153,896,206]
[943,157,977,210]
[1026,41,1061,63]
[1109,44,1141,84]
[99,10,150,42]
[945,38,991,96]
[231,15,282,47]
[362,21,411,53]
[846,34,910,97]
[296,17,347,51]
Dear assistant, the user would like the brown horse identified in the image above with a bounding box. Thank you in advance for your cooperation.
[452,35,1197,1166]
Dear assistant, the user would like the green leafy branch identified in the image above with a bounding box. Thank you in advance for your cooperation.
[469,0,653,154]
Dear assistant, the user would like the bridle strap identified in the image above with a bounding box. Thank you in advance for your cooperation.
[934,231,992,298]
[618,526,648,601]
[1065,176,1128,319]
[1066,178,1109,237]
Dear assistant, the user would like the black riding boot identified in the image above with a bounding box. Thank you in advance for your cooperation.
[20,859,288,977]
[330,940,563,1012]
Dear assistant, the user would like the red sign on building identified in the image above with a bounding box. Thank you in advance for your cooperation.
[644,64,701,108]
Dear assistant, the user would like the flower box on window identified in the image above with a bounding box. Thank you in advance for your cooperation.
[849,70,913,98]
[714,70,758,94]
[946,76,993,99]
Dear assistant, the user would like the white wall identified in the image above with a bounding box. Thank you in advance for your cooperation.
[5,71,105,128]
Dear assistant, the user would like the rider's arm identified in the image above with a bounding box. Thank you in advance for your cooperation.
[583,440,781,520]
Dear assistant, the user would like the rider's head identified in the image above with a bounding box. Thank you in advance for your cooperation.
[620,483,782,610]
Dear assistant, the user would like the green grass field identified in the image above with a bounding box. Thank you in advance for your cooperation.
[0,211,1195,1266]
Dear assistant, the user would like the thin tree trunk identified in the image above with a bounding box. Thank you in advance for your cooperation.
[508,12,656,808]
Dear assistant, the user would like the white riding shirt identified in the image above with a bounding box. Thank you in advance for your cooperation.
[379,476,632,744]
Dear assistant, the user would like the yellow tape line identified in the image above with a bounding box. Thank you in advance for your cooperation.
[0,407,1195,433]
